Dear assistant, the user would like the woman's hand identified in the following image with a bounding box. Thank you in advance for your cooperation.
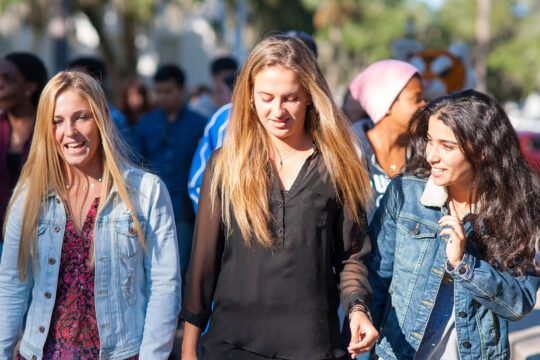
[347,311,379,358]
[182,322,201,360]
[439,201,466,269]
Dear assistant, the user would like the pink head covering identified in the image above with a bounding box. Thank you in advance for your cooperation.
[349,59,420,123]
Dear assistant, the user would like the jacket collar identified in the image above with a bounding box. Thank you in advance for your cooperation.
[420,175,448,208]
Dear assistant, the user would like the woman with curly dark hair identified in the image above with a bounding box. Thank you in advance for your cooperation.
[366,89,540,360]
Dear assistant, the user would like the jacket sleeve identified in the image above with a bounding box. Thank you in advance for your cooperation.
[180,151,225,329]
[0,195,32,360]
[337,201,373,316]
[447,252,540,321]
[367,179,400,328]
[139,176,182,359]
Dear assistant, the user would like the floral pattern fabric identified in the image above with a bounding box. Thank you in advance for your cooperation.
[17,198,138,360]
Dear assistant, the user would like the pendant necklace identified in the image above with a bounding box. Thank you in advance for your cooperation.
[276,148,297,167]
[66,178,102,191]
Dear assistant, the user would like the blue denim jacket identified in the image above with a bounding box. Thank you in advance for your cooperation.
[0,166,181,360]
[368,175,540,360]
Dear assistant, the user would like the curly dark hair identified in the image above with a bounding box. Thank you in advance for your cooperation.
[404,89,540,276]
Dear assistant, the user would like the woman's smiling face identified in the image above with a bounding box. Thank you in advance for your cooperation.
[53,89,101,173]
[426,114,473,193]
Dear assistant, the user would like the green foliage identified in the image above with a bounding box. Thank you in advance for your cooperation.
[247,0,315,35]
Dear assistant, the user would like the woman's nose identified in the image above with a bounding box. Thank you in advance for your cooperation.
[426,145,439,163]
[65,121,77,137]
[271,99,286,118]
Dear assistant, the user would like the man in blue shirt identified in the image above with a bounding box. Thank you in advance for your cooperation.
[131,64,206,297]
[188,103,231,212]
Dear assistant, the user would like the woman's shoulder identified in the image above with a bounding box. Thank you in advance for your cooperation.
[121,165,163,191]
[384,174,430,203]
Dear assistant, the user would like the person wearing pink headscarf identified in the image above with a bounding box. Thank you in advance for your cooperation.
[350,59,425,222]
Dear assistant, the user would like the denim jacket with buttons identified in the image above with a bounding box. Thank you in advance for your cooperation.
[0,166,181,360]
[368,175,540,360]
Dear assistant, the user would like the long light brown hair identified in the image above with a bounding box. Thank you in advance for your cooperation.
[3,71,144,281]
[211,35,371,247]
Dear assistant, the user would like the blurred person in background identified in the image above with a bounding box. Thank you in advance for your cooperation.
[181,35,377,360]
[189,57,238,119]
[131,64,206,298]
[0,71,180,360]
[350,59,425,222]
[0,52,47,249]
[67,57,129,137]
[119,77,154,128]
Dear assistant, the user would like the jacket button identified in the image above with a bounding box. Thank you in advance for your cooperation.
[459,267,466,274]
[129,226,136,235]
[463,341,471,348]
[44,292,51,299]
[459,311,467,318]
[32,356,37,360]
[413,227,420,235]
[39,326,45,333]
[55,198,60,204]
[48,258,56,265]
[53,226,60,232]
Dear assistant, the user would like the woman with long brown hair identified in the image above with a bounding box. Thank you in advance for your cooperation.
[368,90,540,360]
[181,35,377,359]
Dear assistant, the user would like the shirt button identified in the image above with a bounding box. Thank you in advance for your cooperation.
[463,341,471,348]
[44,292,51,299]
[129,226,136,235]
[459,267,466,274]
[53,226,60,232]
[459,311,467,318]
[39,326,45,333]
[48,258,56,265]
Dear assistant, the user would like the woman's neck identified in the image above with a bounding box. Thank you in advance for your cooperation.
[268,131,313,155]
[367,122,408,176]
[447,186,474,218]
[64,161,104,188]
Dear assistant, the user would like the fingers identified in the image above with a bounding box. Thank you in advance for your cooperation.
[438,216,465,241]
[439,226,465,242]
[348,328,379,356]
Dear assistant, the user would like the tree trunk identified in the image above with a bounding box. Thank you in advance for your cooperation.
[475,0,491,93]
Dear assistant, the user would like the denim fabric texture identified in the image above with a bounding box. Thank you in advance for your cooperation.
[368,175,540,360]
[0,166,181,360]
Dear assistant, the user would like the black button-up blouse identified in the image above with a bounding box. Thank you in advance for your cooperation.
[180,148,373,359]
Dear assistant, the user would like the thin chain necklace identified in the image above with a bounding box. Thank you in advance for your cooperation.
[66,178,102,191]
[275,148,298,167]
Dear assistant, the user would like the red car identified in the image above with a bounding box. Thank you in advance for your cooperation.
[518,131,540,177]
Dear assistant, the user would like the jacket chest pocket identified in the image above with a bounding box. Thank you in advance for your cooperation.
[395,217,437,269]
[114,219,142,258]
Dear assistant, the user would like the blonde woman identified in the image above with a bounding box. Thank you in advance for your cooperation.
[0,71,181,360]
[181,36,377,359]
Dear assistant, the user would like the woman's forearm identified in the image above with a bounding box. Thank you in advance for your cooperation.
[182,322,202,358]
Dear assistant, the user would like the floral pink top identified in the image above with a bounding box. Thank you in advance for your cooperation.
[17,198,138,360]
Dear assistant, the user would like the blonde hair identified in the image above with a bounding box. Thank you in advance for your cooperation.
[211,35,372,247]
[3,71,144,281]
